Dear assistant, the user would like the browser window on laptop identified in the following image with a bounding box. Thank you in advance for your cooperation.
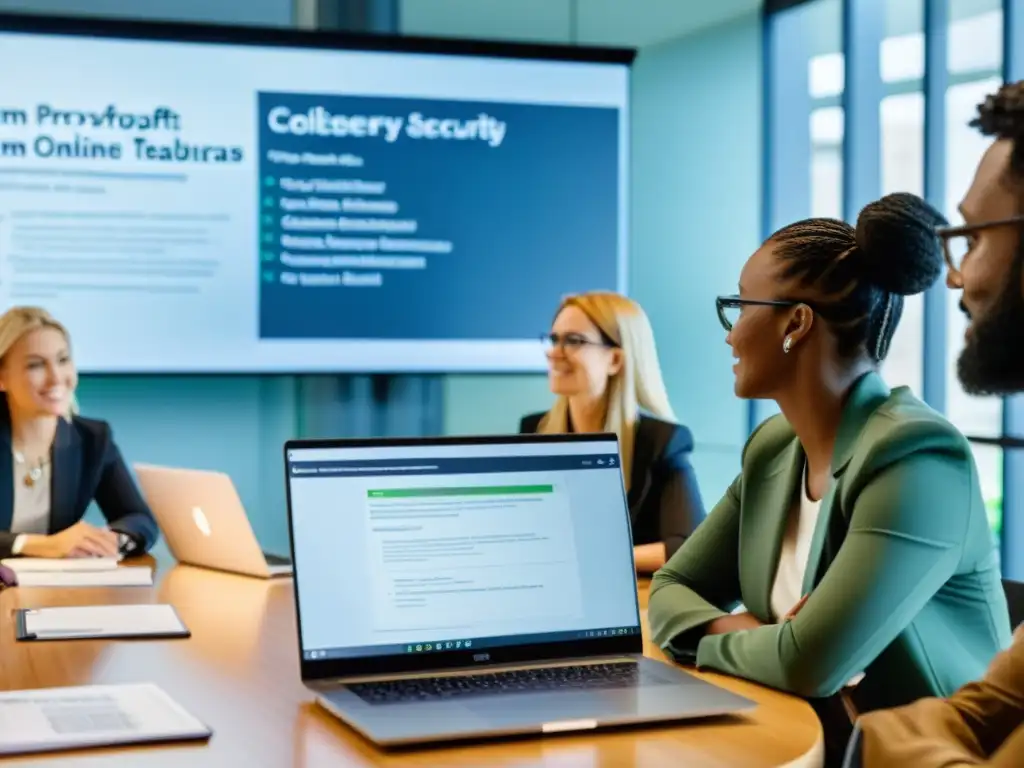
[285,437,641,663]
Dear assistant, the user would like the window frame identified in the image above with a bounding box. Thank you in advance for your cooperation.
[764,0,1022,576]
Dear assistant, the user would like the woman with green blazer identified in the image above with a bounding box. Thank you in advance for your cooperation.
[648,193,1012,762]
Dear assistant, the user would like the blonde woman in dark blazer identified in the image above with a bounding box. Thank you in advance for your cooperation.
[521,291,705,572]
[0,307,157,559]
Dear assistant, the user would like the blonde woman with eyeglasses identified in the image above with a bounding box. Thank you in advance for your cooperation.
[0,307,157,560]
[520,292,705,573]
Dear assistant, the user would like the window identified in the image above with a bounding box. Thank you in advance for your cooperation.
[807,0,845,222]
[942,1,1003,538]
[942,2,1004,442]
[973,443,1004,541]
[766,0,1014,562]
[759,0,844,428]
[810,106,844,219]
[878,0,925,396]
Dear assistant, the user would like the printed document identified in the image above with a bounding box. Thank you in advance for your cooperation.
[0,683,210,756]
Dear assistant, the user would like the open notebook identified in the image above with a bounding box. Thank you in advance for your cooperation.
[0,683,211,756]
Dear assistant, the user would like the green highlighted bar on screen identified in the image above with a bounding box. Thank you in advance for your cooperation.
[368,485,553,499]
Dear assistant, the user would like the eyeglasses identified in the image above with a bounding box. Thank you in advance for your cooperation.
[937,214,1024,277]
[715,295,812,332]
[540,332,616,353]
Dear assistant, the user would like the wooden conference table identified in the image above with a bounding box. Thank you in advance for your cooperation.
[0,562,824,768]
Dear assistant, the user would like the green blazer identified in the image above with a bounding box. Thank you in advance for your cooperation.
[648,372,1011,712]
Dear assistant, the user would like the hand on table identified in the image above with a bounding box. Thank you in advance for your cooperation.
[20,522,119,559]
[706,595,809,636]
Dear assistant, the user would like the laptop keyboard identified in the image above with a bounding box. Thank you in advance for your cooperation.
[348,662,652,705]
[263,553,291,566]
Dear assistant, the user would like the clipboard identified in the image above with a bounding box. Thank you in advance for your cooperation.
[14,604,191,642]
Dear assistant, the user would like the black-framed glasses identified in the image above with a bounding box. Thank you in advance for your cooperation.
[715,295,809,332]
[540,332,616,353]
[937,215,1024,277]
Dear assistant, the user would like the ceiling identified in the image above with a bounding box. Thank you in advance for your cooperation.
[399,0,764,49]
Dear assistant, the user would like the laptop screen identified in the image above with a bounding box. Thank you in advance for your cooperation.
[285,436,641,663]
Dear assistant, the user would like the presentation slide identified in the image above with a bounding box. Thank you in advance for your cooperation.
[0,21,630,373]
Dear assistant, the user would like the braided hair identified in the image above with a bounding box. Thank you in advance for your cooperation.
[972,80,1024,179]
[769,193,946,362]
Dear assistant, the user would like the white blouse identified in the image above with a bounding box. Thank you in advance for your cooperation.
[9,452,52,537]
[770,464,822,621]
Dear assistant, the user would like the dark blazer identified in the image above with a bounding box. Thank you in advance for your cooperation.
[519,411,704,558]
[0,412,158,558]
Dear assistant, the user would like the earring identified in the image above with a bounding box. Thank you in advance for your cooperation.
[783,337,793,354]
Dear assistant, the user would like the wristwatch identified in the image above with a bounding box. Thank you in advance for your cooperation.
[10,533,26,555]
[116,531,138,555]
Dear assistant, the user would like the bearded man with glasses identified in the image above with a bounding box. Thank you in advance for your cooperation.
[844,82,1024,768]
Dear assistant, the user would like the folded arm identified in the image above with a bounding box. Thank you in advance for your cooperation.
[695,447,970,698]
[648,473,743,656]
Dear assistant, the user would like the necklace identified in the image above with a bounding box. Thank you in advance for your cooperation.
[13,450,49,488]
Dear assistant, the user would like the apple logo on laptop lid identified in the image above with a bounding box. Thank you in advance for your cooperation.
[191,506,212,536]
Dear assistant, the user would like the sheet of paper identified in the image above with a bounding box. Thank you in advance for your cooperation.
[0,682,210,756]
[22,604,186,640]
[1,557,120,573]
[14,567,153,588]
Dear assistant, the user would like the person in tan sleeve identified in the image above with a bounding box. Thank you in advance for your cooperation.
[850,628,1022,765]
[843,81,1024,767]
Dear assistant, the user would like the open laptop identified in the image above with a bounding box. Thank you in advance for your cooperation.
[283,433,754,747]
[135,464,292,579]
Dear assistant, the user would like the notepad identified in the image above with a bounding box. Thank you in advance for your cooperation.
[0,682,211,756]
[13,567,153,588]
[15,604,189,641]
[1,557,120,573]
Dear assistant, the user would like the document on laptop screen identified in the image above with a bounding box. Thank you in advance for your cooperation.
[287,440,641,658]
[366,477,584,632]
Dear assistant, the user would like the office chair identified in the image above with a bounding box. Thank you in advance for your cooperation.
[1003,578,1024,630]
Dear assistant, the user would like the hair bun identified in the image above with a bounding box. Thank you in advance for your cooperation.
[853,192,947,296]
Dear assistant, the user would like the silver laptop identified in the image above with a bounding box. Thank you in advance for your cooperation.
[135,464,292,579]
[283,433,754,747]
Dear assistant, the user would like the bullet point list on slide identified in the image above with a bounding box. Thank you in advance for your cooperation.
[255,90,620,342]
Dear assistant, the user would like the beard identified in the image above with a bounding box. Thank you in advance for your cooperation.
[957,254,1024,395]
